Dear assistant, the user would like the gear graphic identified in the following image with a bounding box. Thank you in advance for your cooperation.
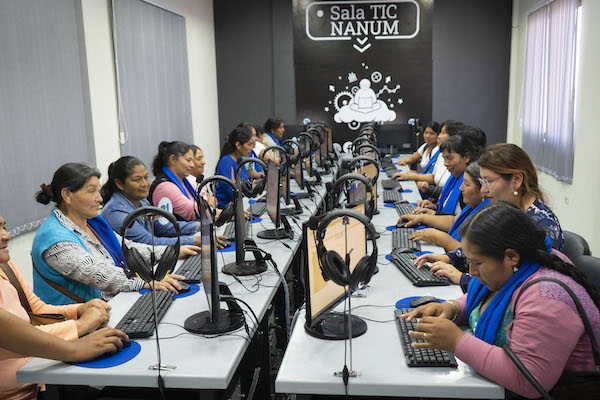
[348,121,361,130]
[333,91,353,112]
[371,71,382,83]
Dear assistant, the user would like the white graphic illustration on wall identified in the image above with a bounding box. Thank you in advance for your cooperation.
[326,63,401,130]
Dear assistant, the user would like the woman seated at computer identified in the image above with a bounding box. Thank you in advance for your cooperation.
[238,122,265,180]
[32,163,198,305]
[398,162,489,252]
[149,141,199,221]
[261,117,285,165]
[402,202,599,399]
[397,121,440,169]
[414,144,565,285]
[215,126,255,208]
[0,213,124,399]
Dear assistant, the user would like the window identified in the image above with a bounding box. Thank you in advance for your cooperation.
[521,0,581,183]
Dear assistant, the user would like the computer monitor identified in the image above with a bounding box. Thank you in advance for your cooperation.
[327,127,333,154]
[298,134,314,178]
[257,161,292,239]
[360,163,378,210]
[348,181,367,208]
[184,199,244,334]
[314,142,323,168]
[303,204,368,340]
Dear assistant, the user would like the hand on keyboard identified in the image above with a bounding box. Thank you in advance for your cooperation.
[429,262,462,284]
[414,253,451,268]
[397,213,422,227]
[216,235,229,249]
[408,228,440,244]
[401,301,456,321]
[178,245,201,259]
[416,199,437,210]
[414,207,436,215]
[144,273,187,293]
[406,316,465,353]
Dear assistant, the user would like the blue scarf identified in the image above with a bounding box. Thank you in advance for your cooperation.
[423,148,439,174]
[447,199,490,241]
[87,215,129,270]
[465,260,540,345]
[162,166,197,200]
[266,132,280,146]
[438,172,464,214]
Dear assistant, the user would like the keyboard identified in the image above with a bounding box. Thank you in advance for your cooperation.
[223,221,251,241]
[382,179,402,190]
[248,202,267,217]
[390,250,450,287]
[177,254,202,283]
[395,201,416,216]
[392,228,421,252]
[383,189,404,203]
[385,168,398,178]
[114,291,175,338]
[394,308,458,368]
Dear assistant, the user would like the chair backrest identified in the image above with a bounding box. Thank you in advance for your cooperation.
[562,231,591,261]
[574,255,600,288]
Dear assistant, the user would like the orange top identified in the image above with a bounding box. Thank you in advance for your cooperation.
[0,261,80,400]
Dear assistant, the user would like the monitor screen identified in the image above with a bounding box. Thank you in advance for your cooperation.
[348,180,367,206]
[361,163,377,205]
[314,143,322,167]
[233,187,246,264]
[327,127,333,153]
[266,161,281,228]
[282,165,291,205]
[199,198,219,322]
[294,158,304,189]
[304,207,367,324]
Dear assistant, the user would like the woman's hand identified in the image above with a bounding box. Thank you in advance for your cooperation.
[414,207,436,215]
[75,306,110,336]
[397,159,408,166]
[398,214,422,227]
[416,200,437,210]
[430,262,462,284]
[393,172,408,180]
[416,181,430,193]
[67,328,128,362]
[408,316,465,353]
[144,273,187,293]
[409,228,440,244]
[414,253,451,268]
[216,235,229,249]
[77,299,111,318]
[178,245,200,259]
[401,301,457,322]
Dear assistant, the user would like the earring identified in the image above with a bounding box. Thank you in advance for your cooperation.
[513,191,518,196]
[513,266,519,273]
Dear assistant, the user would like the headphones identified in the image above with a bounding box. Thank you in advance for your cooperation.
[351,137,373,153]
[197,175,238,227]
[121,206,181,282]
[348,156,380,187]
[236,158,268,198]
[298,132,319,155]
[262,145,289,169]
[314,209,378,291]
[307,127,325,146]
[331,173,375,219]
[354,143,381,162]
[281,139,301,165]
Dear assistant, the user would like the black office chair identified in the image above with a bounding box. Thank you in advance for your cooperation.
[562,231,591,262]
[573,255,600,288]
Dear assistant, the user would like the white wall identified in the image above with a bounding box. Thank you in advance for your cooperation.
[11,0,220,286]
[507,0,600,255]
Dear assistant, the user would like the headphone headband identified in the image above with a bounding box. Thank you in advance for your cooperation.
[236,157,268,178]
[331,173,375,219]
[262,145,289,166]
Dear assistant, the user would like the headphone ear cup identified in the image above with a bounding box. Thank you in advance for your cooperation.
[323,250,349,287]
[251,178,266,197]
[122,247,153,282]
[351,255,374,290]
[216,202,235,227]
[155,244,179,281]
[240,179,253,197]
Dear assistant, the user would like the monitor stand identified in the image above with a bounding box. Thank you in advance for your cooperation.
[281,197,303,216]
[184,283,245,334]
[304,312,367,340]
[222,240,267,276]
[257,216,293,240]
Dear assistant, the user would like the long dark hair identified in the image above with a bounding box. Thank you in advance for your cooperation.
[100,156,145,204]
[459,202,600,310]
[217,126,253,167]
[36,163,101,207]
[151,141,192,176]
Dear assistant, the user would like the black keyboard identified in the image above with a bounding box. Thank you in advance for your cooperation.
[223,221,251,241]
[395,201,416,216]
[382,179,402,190]
[114,291,175,338]
[177,254,202,283]
[383,190,404,203]
[385,168,398,178]
[381,161,395,170]
[392,229,421,252]
[394,308,458,368]
[248,202,267,217]
[390,250,450,287]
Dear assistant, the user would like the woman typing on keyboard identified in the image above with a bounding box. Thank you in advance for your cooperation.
[402,202,600,398]
[32,163,200,305]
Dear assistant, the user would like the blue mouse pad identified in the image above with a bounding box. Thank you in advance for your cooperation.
[139,283,199,299]
[386,225,397,231]
[71,340,141,369]
[249,199,257,204]
[410,202,417,206]
[414,251,433,257]
[384,203,396,208]
[249,217,262,224]
[218,243,235,253]
[395,297,446,309]
[413,225,426,231]
[400,189,413,193]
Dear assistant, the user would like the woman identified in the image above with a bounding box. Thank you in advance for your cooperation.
[215,126,255,208]
[101,156,201,246]
[253,124,266,160]
[187,144,206,187]
[397,121,440,170]
[415,144,565,276]
[398,162,489,253]
[149,141,197,221]
[238,122,264,179]
[402,202,600,398]
[262,117,284,165]
[32,163,197,305]
[0,213,121,399]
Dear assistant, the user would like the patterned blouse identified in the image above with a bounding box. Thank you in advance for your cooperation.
[43,209,166,300]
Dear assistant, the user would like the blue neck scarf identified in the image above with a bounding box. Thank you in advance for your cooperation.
[438,172,464,214]
[465,260,540,345]
[448,199,490,241]
[266,132,280,146]
[162,166,197,200]
[423,148,439,174]
[87,215,129,270]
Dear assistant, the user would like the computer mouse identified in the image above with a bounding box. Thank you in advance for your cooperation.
[410,296,441,308]
[120,339,132,349]
[178,282,191,294]
[396,221,408,228]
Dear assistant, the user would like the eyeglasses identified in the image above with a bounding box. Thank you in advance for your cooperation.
[478,176,503,187]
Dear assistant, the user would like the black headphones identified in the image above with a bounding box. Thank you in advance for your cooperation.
[262,145,289,169]
[314,209,378,291]
[298,132,319,155]
[348,156,380,187]
[331,173,375,219]
[351,137,373,153]
[354,144,381,163]
[197,175,238,227]
[236,158,268,198]
[281,139,301,165]
[307,127,325,146]
[120,206,181,282]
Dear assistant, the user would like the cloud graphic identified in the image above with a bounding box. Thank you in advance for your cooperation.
[334,100,396,123]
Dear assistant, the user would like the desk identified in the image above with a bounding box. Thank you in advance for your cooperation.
[17,164,338,396]
[275,156,505,398]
